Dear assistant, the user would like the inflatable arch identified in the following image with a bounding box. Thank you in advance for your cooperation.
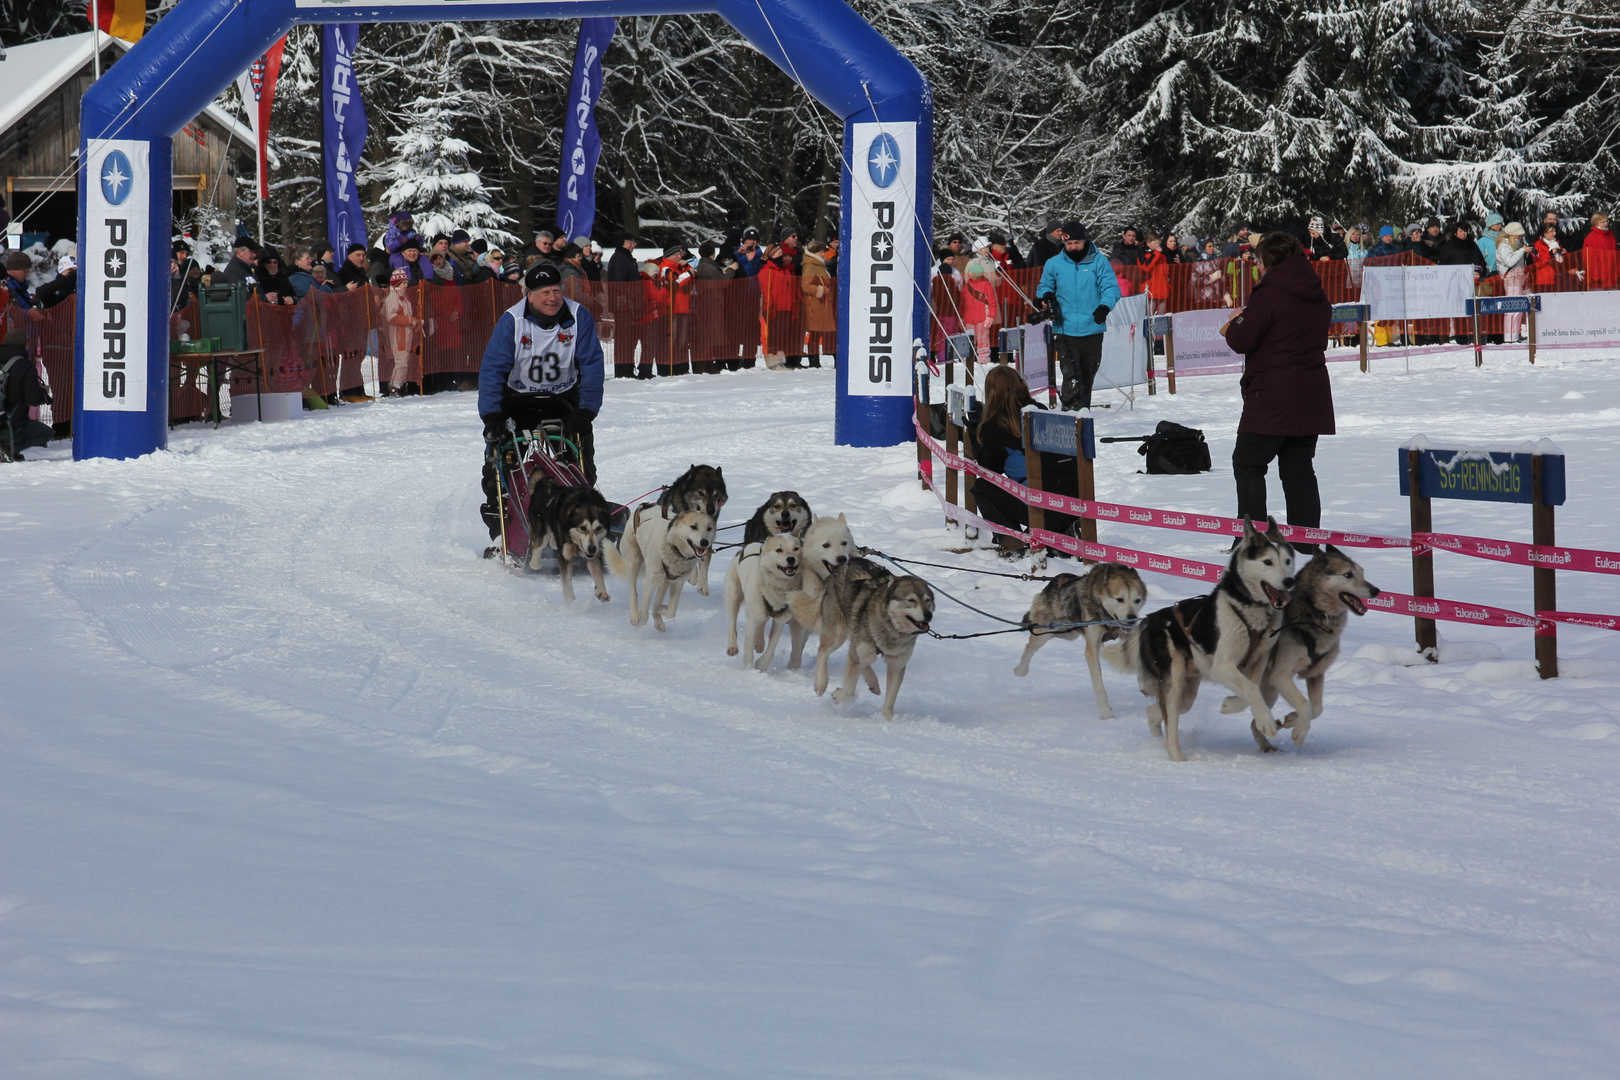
[74,0,932,459]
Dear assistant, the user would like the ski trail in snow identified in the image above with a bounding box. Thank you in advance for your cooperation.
[3,362,1620,1077]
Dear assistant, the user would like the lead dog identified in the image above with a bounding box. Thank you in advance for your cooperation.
[742,491,814,545]
[604,505,715,631]
[1219,545,1380,751]
[1105,518,1295,761]
[657,464,727,596]
[1012,563,1147,719]
[723,534,806,671]
[525,472,613,604]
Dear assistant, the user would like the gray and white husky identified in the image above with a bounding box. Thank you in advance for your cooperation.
[723,534,807,672]
[1105,518,1296,761]
[1219,544,1380,750]
[657,464,728,596]
[604,505,715,631]
[791,559,935,719]
[1013,562,1148,719]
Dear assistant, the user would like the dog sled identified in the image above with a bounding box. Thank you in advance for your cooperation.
[487,408,628,572]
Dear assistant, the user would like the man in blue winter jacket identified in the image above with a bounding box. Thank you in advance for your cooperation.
[477,261,605,544]
[1035,220,1122,410]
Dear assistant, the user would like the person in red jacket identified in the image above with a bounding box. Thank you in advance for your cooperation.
[1220,231,1335,548]
[1533,222,1566,289]
[1584,211,1617,291]
[657,242,695,375]
[758,245,799,370]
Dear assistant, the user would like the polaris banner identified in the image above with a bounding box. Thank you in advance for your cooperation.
[82,139,150,413]
[321,24,369,253]
[847,121,917,397]
[556,17,614,243]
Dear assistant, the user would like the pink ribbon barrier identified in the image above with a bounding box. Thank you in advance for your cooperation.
[1415,532,1620,576]
[917,415,1620,634]
[916,420,1410,550]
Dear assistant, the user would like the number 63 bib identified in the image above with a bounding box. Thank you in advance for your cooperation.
[504,297,582,396]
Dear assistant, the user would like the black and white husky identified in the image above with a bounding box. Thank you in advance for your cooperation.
[525,471,613,604]
[1105,518,1296,761]
[741,490,814,545]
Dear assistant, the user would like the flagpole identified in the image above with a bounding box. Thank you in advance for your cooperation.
[91,0,102,80]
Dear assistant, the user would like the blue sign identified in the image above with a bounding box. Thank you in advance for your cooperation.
[1399,448,1565,505]
[321,25,369,253]
[1465,295,1540,317]
[1149,314,1172,337]
[867,133,900,188]
[558,18,615,241]
[99,149,133,206]
[1330,303,1369,322]
[1029,412,1095,459]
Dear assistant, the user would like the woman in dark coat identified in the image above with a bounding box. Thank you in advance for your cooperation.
[1220,231,1334,541]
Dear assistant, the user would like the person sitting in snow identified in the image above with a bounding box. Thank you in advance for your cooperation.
[1,326,53,462]
[476,261,605,550]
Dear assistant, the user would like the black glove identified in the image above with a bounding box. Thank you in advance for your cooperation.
[1093,304,1111,325]
[578,408,597,423]
[482,415,505,444]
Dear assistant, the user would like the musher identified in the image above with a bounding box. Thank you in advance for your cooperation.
[477,261,604,551]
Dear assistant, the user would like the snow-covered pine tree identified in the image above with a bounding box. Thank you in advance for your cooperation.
[366,23,516,244]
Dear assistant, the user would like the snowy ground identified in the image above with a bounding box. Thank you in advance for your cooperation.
[4,350,1620,1078]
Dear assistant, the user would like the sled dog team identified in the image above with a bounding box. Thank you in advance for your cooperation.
[525,464,1381,756]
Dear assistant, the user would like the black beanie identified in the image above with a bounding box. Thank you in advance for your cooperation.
[525,261,561,290]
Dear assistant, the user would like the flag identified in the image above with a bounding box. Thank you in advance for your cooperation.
[321,25,369,253]
[556,18,615,243]
[234,36,288,204]
[87,0,145,42]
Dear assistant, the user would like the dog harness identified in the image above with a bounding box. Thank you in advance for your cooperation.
[504,297,582,396]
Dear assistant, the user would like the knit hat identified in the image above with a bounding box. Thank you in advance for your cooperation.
[398,236,422,253]
[1406,222,1423,236]
[779,226,800,243]
[1356,221,1371,232]
[450,229,472,245]
[1503,222,1526,236]
[1379,226,1395,238]
[389,268,408,285]
[58,255,77,273]
[4,250,31,271]
[1043,219,1063,236]
[1308,215,1325,232]
[1060,220,1088,242]
[346,242,366,255]
[1485,211,1505,229]
[741,226,760,240]
[663,242,688,259]
[524,261,561,290]
[1425,215,1443,230]
[973,234,991,252]
[391,210,413,223]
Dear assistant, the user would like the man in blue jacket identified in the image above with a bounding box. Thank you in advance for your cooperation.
[1035,220,1122,410]
[477,261,605,544]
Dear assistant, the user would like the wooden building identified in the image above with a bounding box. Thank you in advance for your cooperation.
[0,31,254,247]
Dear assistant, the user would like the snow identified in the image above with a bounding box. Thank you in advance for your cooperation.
[5,348,1620,1077]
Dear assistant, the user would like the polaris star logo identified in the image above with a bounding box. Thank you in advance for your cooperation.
[867,133,900,189]
[100,150,133,206]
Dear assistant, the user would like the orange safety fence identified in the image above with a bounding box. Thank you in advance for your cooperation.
[9,243,1620,433]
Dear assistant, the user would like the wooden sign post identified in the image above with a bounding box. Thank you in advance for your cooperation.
[1399,442,1566,677]
[1330,303,1370,372]
[1023,409,1097,553]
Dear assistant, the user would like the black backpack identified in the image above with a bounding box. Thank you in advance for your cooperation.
[1102,421,1212,475]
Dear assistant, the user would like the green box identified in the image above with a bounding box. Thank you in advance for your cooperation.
[198,283,248,351]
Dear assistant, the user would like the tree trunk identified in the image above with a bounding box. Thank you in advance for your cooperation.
[813,150,837,244]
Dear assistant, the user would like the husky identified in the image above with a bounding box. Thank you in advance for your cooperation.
[1219,545,1380,751]
[789,553,885,694]
[1104,518,1296,761]
[792,561,935,719]
[525,472,613,604]
[783,513,855,671]
[604,505,715,631]
[723,534,806,671]
[1012,563,1148,719]
[657,464,728,596]
[742,491,814,545]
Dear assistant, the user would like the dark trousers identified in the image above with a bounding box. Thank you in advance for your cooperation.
[480,391,596,540]
[1054,333,1103,410]
[1233,433,1320,529]
[4,417,52,455]
[973,477,1027,531]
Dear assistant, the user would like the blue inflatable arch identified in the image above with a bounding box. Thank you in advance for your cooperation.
[74,0,932,459]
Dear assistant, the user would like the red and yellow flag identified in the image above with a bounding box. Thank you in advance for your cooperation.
[87,0,145,43]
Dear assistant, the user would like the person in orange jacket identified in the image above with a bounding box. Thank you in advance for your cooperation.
[657,242,696,375]
[758,244,799,370]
